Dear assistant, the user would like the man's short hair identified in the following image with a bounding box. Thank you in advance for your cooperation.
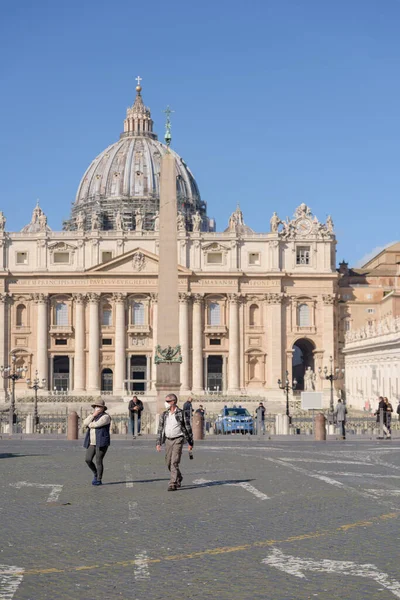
[165,393,178,403]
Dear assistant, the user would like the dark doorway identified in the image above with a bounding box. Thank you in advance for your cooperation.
[53,356,69,391]
[207,355,223,392]
[292,339,315,391]
[130,355,147,392]
[101,368,113,392]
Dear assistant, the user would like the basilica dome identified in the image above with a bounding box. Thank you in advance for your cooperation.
[65,83,206,231]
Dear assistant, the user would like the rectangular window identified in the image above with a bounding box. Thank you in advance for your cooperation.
[296,247,310,265]
[102,251,113,263]
[209,302,221,326]
[55,339,67,346]
[209,338,221,346]
[102,309,112,326]
[53,252,70,264]
[207,252,223,265]
[102,338,112,346]
[248,252,260,266]
[16,252,28,265]
[366,308,375,314]
[344,320,351,331]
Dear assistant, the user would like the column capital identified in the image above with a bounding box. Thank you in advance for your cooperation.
[266,292,284,305]
[149,292,158,303]
[192,293,204,305]
[112,292,127,304]
[0,292,9,304]
[87,292,101,304]
[33,293,48,304]
[178,292,191,303]
[227,293,242,304]
[72,293,86,305]
[322,294,336,306]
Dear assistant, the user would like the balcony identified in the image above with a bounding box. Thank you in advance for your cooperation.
[50,325,73,337]
[128,324,151,336]
[293,326,316,335]
[205,325,227,336]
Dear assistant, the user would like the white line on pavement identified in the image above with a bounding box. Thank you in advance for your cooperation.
[193,478,270,500]
[128,501,140,520]
[365,489,400,496]
[134,551,150,580]
[316,471,400,479]
[9,482,63,503]
[124,464,133,488]
[262,548,400,598]
[0,565,24,600]
[279,458,371,465]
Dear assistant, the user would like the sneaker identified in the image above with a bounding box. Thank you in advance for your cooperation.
[167,485,177,491]
[176,476,183,489]
[92,476,98,485]
[92,480,103,486]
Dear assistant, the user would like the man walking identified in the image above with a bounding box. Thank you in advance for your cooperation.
[334,398,347,440]
[83,400,111,486]
[256,402,266,434]
[128,395,144,437]
[156,394,193,491]
[183,396,193,422]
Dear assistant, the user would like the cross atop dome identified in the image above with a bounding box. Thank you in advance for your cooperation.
[122,76,156,139]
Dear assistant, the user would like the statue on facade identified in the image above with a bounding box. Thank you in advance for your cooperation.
[304,366,316,391]
[192,211,202,232]
[177,211,186,232]
[326,215,334,234]
[270,211,281,233]
[91,212,100,231]
[228,211,237,232]
[152,211,160,232]
[115,210,123,231]
[0,211,6,231]
[39,212,47,232]
[76,212,85,231]
[135,209,143,232]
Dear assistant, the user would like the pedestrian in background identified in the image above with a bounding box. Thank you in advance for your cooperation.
[375,396,390,439]
[397,400,400,422]
[128,395,144,437]
[83,400,111,486]
[334,399,347,440]
[183,396,193,423]
[256,402,266,434]
[384,397,393,435]
[156,394,193,491]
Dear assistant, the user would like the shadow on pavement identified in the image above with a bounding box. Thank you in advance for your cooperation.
[104,478,170,485]
[0,453,46,459]
[181,478,255,491]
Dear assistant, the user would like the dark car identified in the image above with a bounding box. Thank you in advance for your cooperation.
[214,406,254,435]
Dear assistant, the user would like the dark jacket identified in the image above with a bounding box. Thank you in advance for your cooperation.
[256,406,266,421]
[183,400,193,419]
[376,400,387,424]
[156,406,193,447]
[128,399,144,416]
[83,412,111,448]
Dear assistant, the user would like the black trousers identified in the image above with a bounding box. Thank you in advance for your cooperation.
[85,445,108,480]
[338,421,346,439]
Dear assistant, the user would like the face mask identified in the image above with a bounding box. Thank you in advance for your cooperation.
[165,402,171,410]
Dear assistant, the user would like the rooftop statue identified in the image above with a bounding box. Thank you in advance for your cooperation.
[192,211,202,232]
[177,211,186,232]
[0,211,6,231]
[135,209,144,232]
[270,211,281,233]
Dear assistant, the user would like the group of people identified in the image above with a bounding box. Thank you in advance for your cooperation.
[83,394,193,490]
[375,396,399,439]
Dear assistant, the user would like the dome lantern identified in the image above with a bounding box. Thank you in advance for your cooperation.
[122,76,156,140]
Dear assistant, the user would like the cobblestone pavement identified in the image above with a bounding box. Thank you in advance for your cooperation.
[1,437,400,599]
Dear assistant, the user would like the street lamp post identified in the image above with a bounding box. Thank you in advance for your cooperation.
[0,355,28,433]
[26,371,46,433]
[318,355,345,414]
[277,370,298,421]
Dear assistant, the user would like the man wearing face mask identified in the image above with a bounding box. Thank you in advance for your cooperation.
[156,393,193,491]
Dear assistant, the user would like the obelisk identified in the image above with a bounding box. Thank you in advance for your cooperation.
[155,107,182,412]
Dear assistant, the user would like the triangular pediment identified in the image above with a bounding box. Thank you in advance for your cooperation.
[87,247,192,275]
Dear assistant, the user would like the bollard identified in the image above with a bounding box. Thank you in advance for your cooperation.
[193,412,204,440]
[67,411,79,440]
[314,413,326,441]
[25,415,33,434]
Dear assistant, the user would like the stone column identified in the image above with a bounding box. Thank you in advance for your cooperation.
[87,293,100,392]
[73,294,86,392]
[150,293,158,391]
[113,292,126,396]
[34,293,49,387]
[0,294,7,396]
[228,294,240,393]
[192,294,204,393]
[322,294,336,396]
[266,293,283,388]
[179,293,190,392]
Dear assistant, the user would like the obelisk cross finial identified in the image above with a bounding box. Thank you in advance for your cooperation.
[163,105,174,148]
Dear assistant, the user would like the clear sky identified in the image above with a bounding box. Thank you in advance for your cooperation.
[1,0,399,267]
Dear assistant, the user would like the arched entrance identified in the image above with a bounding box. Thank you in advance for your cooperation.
[101,368,113,392]
[292,339,315,391]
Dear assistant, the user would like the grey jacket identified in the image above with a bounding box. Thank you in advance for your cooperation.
[156,406,193,447]
[334,402,347,422]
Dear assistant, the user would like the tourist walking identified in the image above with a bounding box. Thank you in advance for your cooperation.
[183,396,193,422]
[375,396,390,439]
[384,397,393,435]
[83,399,111,486]
[156,394,193,491]
[397,400,400,422]
[128,395,144,437]
[334,398,347,440]
[256,402,266,434]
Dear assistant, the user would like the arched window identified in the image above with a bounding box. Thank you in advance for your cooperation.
[249,304,259,327]
[16,304,26,327]
[55,302,68,326]
[133,302,145,325]
[298,303,310,327]
[209,302,221,326]
[102,304,112,326]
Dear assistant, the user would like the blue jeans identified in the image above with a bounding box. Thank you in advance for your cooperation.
[129,415,141,435]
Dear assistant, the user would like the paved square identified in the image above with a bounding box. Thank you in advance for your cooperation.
[1,438,400,599]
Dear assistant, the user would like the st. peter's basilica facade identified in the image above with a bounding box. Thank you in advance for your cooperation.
[0,83,340,409]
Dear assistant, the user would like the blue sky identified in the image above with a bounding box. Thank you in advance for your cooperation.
[1,0,399,266]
